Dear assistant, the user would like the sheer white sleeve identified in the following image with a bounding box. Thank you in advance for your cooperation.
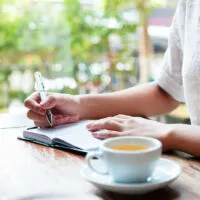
[156,0,185,102]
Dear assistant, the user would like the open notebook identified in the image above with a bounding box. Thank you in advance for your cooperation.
[21,121,101,154]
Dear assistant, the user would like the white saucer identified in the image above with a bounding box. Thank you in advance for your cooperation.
[81,158,181,195]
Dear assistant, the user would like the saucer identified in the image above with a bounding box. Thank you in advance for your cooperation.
[81,158,181,195]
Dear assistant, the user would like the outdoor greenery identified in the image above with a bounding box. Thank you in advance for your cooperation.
[0,0,166,110]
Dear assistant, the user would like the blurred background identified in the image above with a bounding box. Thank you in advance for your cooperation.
[0,0,189,124]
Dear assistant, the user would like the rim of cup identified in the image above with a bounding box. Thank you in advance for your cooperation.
[100,136,162,154]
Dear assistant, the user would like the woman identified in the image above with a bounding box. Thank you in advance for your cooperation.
[24,0,200,156]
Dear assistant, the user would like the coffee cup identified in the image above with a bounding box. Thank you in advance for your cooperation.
[86,136,162,183]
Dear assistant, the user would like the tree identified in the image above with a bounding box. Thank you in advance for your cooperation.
[104,0,155,83]
[64,0,138,90]
[136,0,153,83]
[0,0,21,63]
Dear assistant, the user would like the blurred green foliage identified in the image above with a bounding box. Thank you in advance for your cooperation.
[64,0,138,84]
[0,0,144,110]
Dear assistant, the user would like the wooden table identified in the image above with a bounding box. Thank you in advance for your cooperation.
[0,128,200,200]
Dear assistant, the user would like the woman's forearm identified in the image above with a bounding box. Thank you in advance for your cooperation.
[79,82,180,119]
[166,124,200,156]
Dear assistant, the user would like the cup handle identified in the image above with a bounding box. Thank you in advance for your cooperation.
[86,151,108,175]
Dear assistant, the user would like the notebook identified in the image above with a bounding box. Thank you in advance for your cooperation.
[21,121,101,155]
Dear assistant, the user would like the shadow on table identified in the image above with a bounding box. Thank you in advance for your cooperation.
[95,186,180,200]
[12,188,179,200]
[14,193,97,200]
[165,151,200,161]
[14,194,68,200]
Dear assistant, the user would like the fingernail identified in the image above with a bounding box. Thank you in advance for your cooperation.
[94,131,102,135]
[91,132,97,136]
[91,132,102,139]
[86,124,91,128]
[87,125,96,131]
[87,123,96,128]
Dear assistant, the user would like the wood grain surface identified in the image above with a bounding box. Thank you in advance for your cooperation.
[0,128,200,200]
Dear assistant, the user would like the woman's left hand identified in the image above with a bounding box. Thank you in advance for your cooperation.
[87,115,172,150]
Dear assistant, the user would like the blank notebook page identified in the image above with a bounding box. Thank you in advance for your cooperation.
[29,121,101,149]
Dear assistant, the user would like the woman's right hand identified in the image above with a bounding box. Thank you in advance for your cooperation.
[24,92,81,128]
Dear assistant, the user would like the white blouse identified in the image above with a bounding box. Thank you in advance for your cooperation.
[156,0,200,125]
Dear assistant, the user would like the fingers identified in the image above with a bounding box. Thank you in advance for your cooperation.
[87,118,122,132]
[27,110,48,123]
[87,115,131,131]
[40,95,57,109]
[24,92,45,115]
[92,130,124,139]
[24,93,57,115]
[87,115,134,139]
[32,113,79,128]
[34,121,50,129]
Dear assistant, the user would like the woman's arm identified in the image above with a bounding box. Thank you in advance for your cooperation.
[167,124,200,156]
[86,115,200,156]
[79,82,180,119]
[24,82,179,127]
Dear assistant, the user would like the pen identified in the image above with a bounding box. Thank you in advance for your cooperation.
[34,71,53,127]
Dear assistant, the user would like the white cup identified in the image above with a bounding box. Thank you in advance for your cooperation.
[86,136,162,183]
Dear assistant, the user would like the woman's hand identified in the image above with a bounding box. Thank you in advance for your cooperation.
[24,92,81,128]
[87,115,172,150]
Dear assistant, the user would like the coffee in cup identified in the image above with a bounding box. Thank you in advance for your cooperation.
[86,136,162,183]
[111,144,148,151]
